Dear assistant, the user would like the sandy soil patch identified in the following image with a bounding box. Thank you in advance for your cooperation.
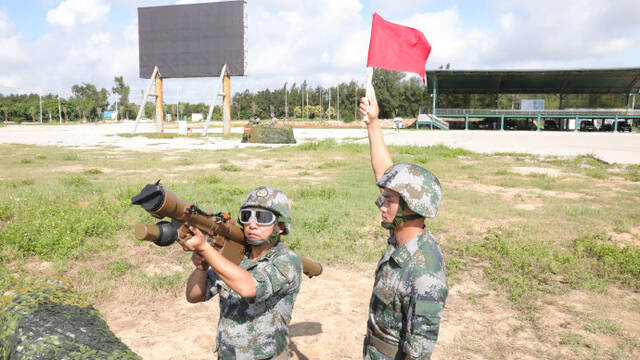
[609,226,640,248]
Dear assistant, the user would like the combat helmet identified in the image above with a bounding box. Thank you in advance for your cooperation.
[239,186,292,246]
[375,163,442,228]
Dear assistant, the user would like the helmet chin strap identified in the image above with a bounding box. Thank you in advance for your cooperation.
[245,217,282,246]
[381,198,422,230]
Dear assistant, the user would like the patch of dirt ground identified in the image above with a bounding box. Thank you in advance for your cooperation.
[93,263,640,360]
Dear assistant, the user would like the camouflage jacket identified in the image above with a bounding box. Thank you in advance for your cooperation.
[364,229,448,360]
[205,241,302,360]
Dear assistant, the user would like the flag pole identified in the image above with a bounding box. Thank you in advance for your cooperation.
[363,67,374,122]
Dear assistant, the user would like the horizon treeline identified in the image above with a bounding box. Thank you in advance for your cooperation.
[0,69,634,123]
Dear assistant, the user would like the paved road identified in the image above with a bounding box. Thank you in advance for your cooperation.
[1,123,638,164]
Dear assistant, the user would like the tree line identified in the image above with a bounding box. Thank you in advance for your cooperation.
[0,76,218,124]
[1,69,636,123]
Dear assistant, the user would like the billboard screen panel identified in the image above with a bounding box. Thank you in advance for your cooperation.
[521,99,545,110]
[138,1,247,78]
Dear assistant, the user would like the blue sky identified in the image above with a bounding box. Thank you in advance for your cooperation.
[1,0,639,104]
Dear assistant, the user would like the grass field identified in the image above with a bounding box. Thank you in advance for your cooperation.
[1,140,639,358]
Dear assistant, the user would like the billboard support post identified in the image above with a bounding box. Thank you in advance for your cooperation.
[155,72,164,133]
[133,66,160,134]
[203,64,229,136]
[223,71,231,135]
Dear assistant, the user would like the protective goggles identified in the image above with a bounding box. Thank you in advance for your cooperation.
[238,208,277,226]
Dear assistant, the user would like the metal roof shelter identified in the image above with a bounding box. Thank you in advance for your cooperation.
[425,68,640,95]
[419,68,640,132]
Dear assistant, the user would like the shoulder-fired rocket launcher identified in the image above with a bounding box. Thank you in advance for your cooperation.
[131,182,322,278]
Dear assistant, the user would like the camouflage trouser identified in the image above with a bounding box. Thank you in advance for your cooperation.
[274,350,289,360]
[216,349,288,360]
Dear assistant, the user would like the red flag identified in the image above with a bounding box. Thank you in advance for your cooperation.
[366,13,431,83]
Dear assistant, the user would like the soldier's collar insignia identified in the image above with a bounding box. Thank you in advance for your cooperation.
[256,189,268,197]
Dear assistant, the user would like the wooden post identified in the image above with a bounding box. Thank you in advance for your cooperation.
[223,72,231,135]
[155,73,164,133]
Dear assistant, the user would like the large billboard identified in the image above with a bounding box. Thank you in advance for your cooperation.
[138,1,247,79]
[521,99,545,110]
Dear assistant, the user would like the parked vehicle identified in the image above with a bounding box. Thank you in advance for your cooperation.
[579,120,597,132]
[618,121,632,132]
[504,120,518,130]
[599,122,614,132]
[544,120,559,131]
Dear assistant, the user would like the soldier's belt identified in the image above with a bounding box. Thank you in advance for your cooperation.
[366,328,405,360]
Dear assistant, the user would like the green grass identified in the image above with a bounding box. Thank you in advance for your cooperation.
[317,160,346,169]
[62,153,80,161]
[84,168,103,175]
[220,164,242,172]
[195,175,222,184]
[108,259,135,277]
[583,318,620,335]
[454,230,640,303]
[0,142,639,313]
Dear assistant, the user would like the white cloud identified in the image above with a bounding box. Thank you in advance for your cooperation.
[0,10,29,66]
[485,0,640,68]
[46,0,110,28]
[400,8,493,69]
[247,0,365,83]
[3,0,640,101]
[0,10,12,36]
[371,0,431,16]
[593,38,633,55]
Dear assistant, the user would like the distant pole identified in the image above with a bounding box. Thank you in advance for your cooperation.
[284,82,288,121]
[354,86,357,121]
[115,94,119,122]
[57,90,62,124]
[320,89,323,121]
[39,94,43,123]
[328,87,331,120]
[337,85,340,121]
[306,91,309,121]
[177,87,180,121]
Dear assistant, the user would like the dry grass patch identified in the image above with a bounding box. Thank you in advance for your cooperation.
[511,166,566,177]
[450,181,583,211]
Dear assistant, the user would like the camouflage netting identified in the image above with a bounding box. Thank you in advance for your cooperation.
[0,279,140,360]
[242,125,296,144]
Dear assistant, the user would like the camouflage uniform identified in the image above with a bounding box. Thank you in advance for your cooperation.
[364,163,448,360]
[205,243,302,359]
[205,186,302,360]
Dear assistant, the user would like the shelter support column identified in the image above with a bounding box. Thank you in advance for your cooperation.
[537,114,541,131]
[575,116,579,132]
[465,115,469,130]
[432,75,437,115]
[500,115,504,131]
[614,115,618,133]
